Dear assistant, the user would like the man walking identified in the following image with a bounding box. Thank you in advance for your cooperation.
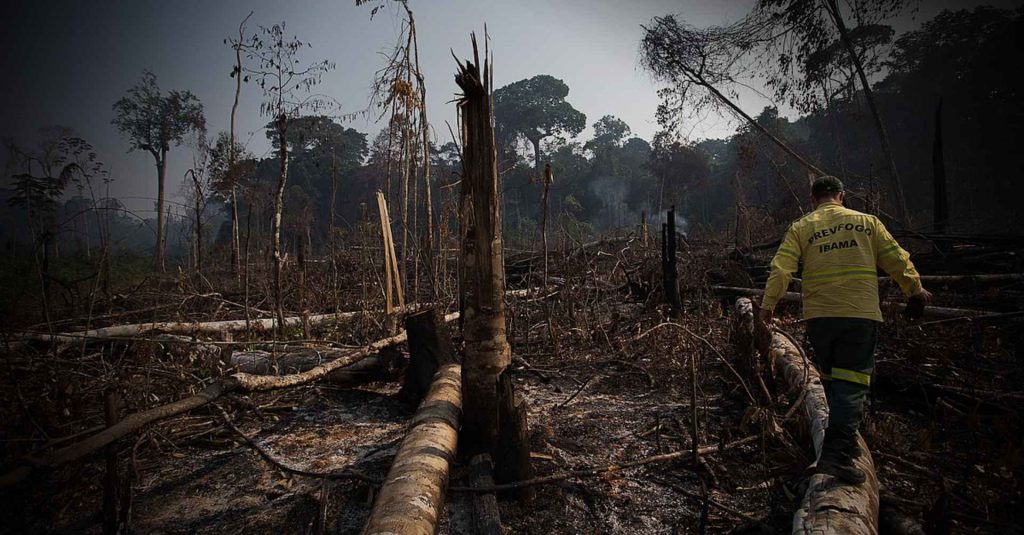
[758,176,932,484]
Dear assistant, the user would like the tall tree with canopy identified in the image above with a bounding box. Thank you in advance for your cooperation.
[112,70,206,270]
[493,74,586,171]
[641,0,912,225]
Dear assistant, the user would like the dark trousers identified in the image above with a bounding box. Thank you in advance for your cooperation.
[807,317,878,460]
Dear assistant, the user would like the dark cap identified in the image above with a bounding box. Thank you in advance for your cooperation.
[811,176,844,197]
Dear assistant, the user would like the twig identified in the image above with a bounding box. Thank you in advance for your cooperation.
[449,435,758,493]
[215,405,379,483]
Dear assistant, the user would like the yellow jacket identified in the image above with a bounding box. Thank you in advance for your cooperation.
[761,201,922,321]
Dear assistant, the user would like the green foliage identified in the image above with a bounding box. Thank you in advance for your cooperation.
[111,71,206,156]
[493,75,586,166]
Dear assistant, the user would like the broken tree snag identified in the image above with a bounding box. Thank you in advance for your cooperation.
[469,454,503,535]
[662,206,682,312]
[363,363,461,535]
[400,308,457,405]
[377,190,405,314]
[734,298,880,535]
[454,33,530,470]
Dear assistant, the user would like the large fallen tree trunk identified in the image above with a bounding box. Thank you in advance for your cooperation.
[362,363,461,535]
[22,304,440,345]
[734,298,879,534]
[0,312,459,489]
[230,347,404,385]
[713,286,993,319]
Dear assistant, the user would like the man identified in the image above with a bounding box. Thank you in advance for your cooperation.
[758,176,932,484]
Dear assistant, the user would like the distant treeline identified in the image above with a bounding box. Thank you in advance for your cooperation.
[4,7,1020,265]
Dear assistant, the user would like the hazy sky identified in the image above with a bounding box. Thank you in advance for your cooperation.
[1,0,1018,215]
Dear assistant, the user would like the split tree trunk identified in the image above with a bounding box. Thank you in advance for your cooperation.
[362,363,461,535]
[734,298,879,534]
[454,36,532,482]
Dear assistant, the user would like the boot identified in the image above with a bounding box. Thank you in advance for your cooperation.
[817,453,866,485]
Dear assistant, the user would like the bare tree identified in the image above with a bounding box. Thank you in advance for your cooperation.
[241,21,334,333]
[226,11,255,277]
[111,70,206,270]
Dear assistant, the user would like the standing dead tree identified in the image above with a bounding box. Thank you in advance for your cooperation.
[240,21,334,334]
[454,34,533,486]
[661,206,682,312]
[225,10,254,277]
[362,0,438,301]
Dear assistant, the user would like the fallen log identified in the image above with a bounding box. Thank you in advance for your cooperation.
[229,347,404,385]
[363,363,462,535]
[22,312,357,345]
[0,312,459,489]
[734,298,879,535]
[469,454,503,535]
[712,286,994,319]
[21,304,440,345]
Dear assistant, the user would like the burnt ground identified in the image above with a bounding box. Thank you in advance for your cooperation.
[1,239,1022,534]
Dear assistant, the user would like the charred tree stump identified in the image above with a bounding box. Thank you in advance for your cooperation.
[400,308,457,406]
[734,298,880,534]
[662,207,682,312]
[363,363,461,535]
[494,368,535,498]
[454,32,532,483]
[469,454,504,535]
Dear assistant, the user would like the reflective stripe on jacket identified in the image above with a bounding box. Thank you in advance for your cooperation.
[761,201,922,321]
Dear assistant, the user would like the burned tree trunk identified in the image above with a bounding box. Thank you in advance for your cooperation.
[661,207,681,312]
[399,308,456,405]
[362,363,461,535]
[454,35,532,482]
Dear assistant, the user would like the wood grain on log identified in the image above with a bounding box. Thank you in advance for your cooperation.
[363,363,462,535]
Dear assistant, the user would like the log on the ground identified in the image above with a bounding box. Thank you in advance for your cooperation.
[363,363,462,535]
[399,308,457,405]
[734,298,879,535]
[229,347,404,385]
[469,454,503,535]
[0,312,460,489]
[714,286,995,319]
[22,304,439,345]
